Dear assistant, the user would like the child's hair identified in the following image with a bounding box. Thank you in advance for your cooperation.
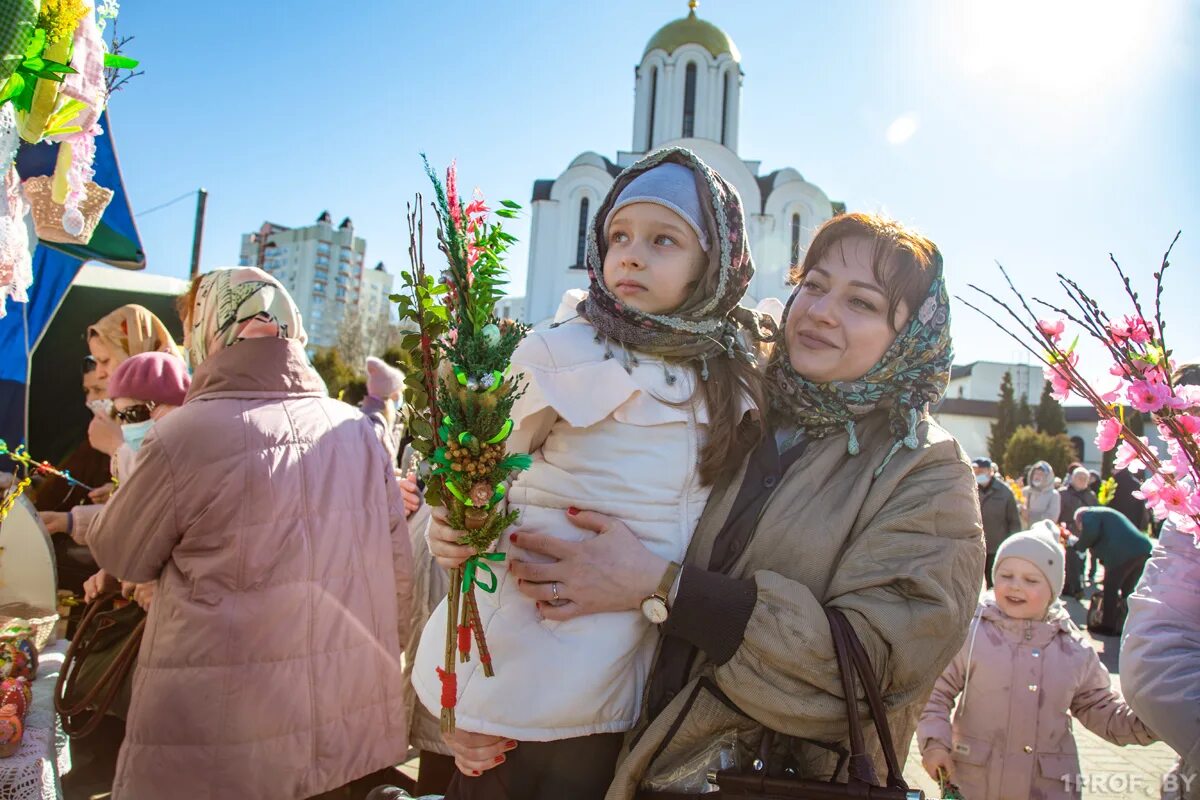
[790,212,939,332]
[693,340,768,486]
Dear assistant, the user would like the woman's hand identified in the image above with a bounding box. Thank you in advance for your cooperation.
[397,470,422,518]
[39,511,69,535]
[441,728,517,776]
[426,505,475,570]
[921,746,954,783]
[83,569,118,603]
[131,582,155,612]
[88,412,123,456]
[509,509,667,622]
[88,482,116,504]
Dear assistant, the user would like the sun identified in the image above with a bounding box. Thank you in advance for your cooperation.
[951,0,1174,97]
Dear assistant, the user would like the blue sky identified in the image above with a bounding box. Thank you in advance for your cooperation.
[107,0,1199,370]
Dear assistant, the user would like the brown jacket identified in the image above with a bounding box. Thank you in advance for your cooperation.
[606,412,985,798]
[88,338,414,800]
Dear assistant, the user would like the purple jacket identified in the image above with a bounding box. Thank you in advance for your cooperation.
[919,598,1155,800]
[88,338,414,800]
[1121,524,1200,799]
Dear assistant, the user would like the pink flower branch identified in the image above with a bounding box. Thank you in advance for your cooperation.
[962,234,1200,544]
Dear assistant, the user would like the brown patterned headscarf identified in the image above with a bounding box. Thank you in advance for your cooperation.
[579,147,773,364]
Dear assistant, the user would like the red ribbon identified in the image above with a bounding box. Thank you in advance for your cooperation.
[436,667,457,710]
[457,624,472,656]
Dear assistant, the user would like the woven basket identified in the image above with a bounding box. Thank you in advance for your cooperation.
[0,603,59,650]
[22,174,113,245]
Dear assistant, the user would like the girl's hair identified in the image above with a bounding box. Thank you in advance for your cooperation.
[693,337,769,486]
[176,273,204,328]
[789,212,939,332]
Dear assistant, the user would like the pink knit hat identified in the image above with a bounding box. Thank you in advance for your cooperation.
[108,351,191,406]
[366,356,404,399]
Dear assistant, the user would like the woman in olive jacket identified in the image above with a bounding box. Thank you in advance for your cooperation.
[429,213,984,799]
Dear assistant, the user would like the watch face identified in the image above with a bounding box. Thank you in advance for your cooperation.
[641,597,668,624]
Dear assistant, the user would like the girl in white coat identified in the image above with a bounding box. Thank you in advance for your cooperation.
[412,148,770,800]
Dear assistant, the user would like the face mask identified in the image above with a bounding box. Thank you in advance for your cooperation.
[975,474,992,488]
[87,398,113,417]
[121,419,154,452]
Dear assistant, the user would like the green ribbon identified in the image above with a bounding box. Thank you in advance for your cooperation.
[486,419,513,444]
[461,552,506,594]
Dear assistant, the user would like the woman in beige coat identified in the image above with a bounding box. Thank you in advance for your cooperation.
[88,268,414,800]
[429,212,986,797]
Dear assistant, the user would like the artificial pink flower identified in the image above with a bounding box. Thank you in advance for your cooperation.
[1108,315,1154,345]
[1094,418,1122,452]
[1174,415,1200,435]
[1127,316,1155,345]
[1157,484,1200,516]
[1175,385,1200,409]
[1098,374,1131,404]
[1110,362,1135,379]
[1115,436,1156,472]
[1133,473,1166,515]
[1128,379,1172,413]
[1037,318,1065,343]
[1044,353,1078,401]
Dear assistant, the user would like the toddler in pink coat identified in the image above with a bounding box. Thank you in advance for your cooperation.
[918,521,1158,800]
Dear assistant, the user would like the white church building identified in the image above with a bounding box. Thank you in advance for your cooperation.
[522,3,842,325]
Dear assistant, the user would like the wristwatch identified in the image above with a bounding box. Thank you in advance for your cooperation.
[641,560,682,624]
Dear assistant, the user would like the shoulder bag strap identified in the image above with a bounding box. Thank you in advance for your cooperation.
[826,607,909,790]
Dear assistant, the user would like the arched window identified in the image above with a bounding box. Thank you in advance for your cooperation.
[647,67,658,150]
[790,213,802,266]
[720,69,732,146]
[1070,436,1086,462]
[573,197,589,269]
[682,62,697,138]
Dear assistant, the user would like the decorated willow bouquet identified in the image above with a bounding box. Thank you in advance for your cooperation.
[394,157,531,732]
[965,232,1199,546]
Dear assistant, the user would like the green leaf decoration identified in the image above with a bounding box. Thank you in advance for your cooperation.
[103,53,140,69]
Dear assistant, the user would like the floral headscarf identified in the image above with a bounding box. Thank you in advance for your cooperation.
[766,254,953,474]
[186,267,305,368]
[87,304,179,360]
[579,147,773,366]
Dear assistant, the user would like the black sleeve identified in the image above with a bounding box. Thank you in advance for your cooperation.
[661,564,758,666]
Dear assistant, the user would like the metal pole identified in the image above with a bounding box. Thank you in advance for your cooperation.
[189,188,208,279]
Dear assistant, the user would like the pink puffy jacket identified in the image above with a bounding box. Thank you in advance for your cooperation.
[88,337,414,800]
[918,598,1156,800]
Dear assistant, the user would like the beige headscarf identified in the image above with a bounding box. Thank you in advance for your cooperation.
[87,304,179,361]
[186,267,306,368]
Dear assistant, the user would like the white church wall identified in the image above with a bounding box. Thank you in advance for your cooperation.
[932,413,993,463]
[523,159,613,325]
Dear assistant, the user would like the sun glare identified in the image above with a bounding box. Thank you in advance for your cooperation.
[953,0,1171,97]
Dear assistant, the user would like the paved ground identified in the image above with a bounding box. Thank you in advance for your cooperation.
[902,581,1183,799]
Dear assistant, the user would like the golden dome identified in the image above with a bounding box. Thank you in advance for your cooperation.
[644,5,740,63]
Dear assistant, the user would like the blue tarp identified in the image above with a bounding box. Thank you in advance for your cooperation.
[0,111,144,448]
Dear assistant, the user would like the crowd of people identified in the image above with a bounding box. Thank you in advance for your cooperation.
[16,148,1197,800]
